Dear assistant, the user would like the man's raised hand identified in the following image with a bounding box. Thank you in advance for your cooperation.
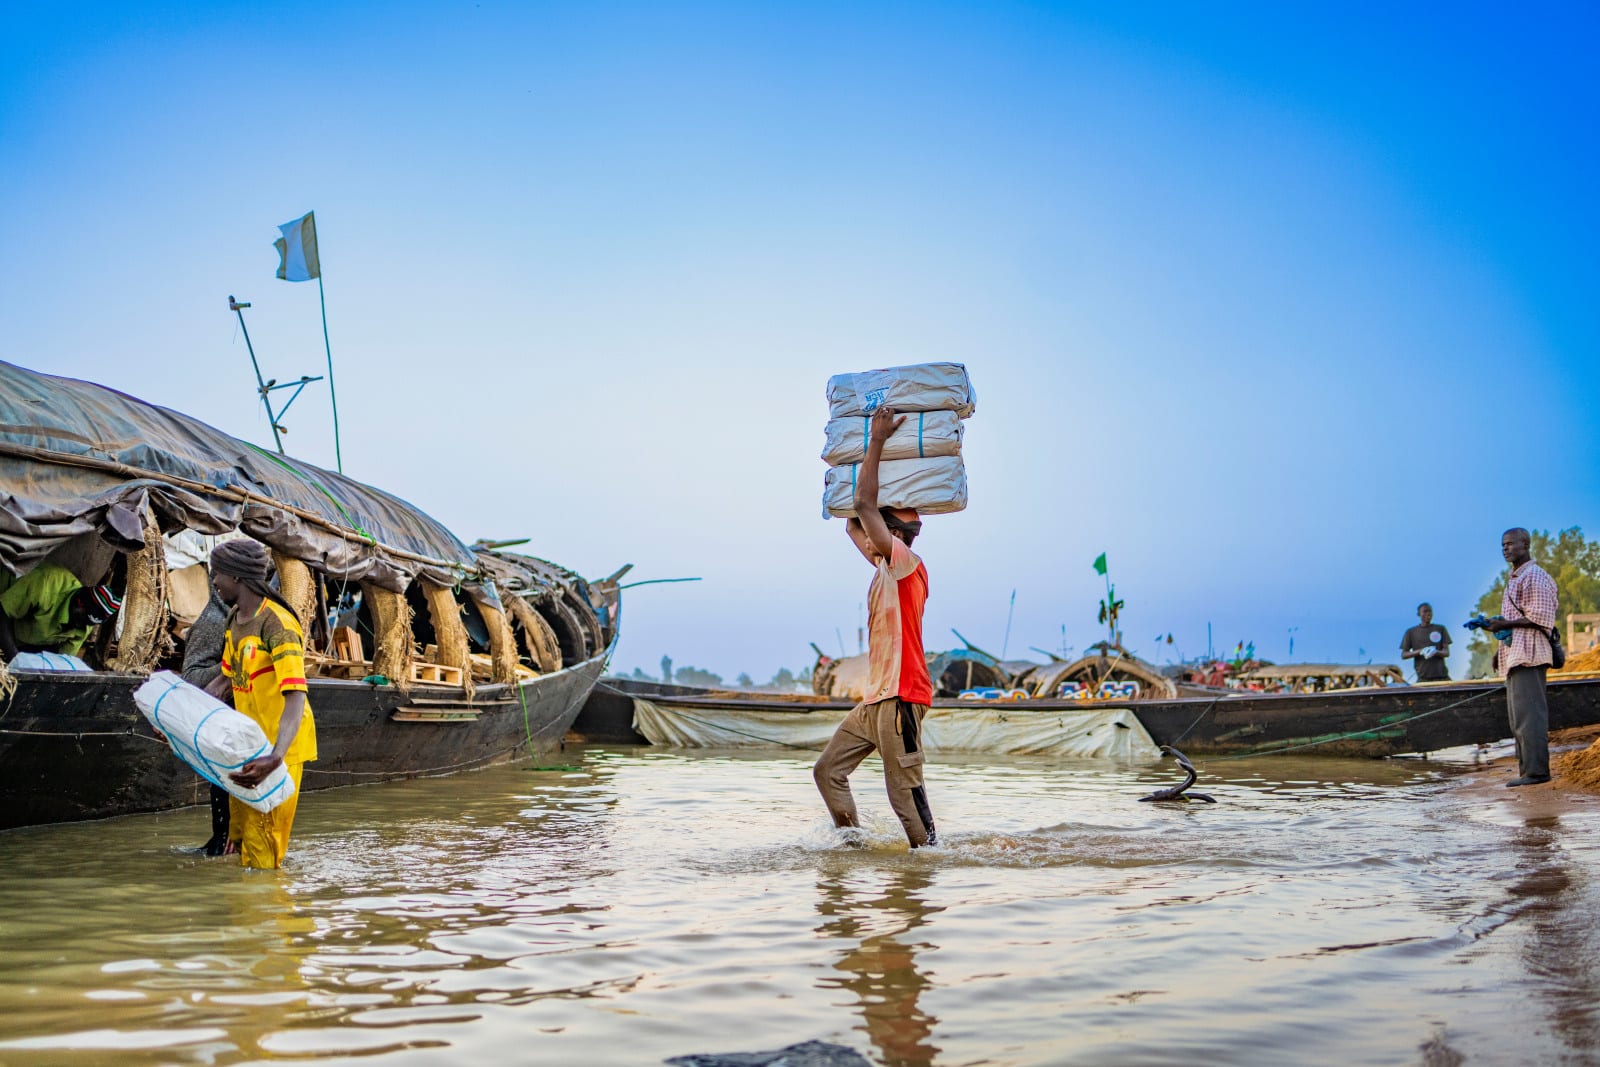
[868,406,906,444]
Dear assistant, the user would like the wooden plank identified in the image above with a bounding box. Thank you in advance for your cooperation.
[332,625,364,662]
[391,709,480,723]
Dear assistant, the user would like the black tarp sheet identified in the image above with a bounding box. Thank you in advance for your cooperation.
[0,361,498,605]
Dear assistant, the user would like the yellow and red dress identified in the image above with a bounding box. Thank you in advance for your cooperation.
[220,599,318,869]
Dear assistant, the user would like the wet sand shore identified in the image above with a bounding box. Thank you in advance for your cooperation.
[1455,725,1600,807]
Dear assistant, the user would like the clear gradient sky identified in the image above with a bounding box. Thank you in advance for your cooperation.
[3,2,1596,681]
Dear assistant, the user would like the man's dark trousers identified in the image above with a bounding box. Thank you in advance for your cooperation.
[1506,665,1550,779]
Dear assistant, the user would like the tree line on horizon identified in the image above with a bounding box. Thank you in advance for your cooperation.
[620,660,815,692]
[1467,527,1600,678]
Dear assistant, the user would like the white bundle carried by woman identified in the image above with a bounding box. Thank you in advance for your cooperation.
[821,362,974,518]
[133,671,296,813]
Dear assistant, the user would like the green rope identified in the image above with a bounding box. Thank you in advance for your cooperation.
[1204,686,1498,761]
[243,441,376,542]
[516,674,535,753]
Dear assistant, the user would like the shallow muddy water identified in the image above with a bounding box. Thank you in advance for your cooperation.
[2,746,1599,1066]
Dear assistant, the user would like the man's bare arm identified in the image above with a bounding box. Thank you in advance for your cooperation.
[853,407,905,561]
[845,517,878,564]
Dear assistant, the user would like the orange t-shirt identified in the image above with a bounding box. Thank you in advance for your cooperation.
[863,540,933,706]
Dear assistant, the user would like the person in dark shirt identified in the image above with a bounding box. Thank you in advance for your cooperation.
[181,587,235,856]
[1400,603,1452,682]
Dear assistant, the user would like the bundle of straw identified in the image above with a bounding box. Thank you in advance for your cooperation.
[271,552,318,635]
[507,596,561,673]
[422,581,473,700]
[363,583,414,690]
[109,508,172,673]
[479,600,519,685]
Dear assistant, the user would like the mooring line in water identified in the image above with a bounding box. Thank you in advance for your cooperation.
[303,746,526,779]
[1171,695,1224,745]
[1203,686,1499,762]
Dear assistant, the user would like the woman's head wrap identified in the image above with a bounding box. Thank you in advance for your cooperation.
[209,538,271,581]
[208,537,299,616]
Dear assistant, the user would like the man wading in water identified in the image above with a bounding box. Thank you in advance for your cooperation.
[207,538,319,868]
[814,407,937,848]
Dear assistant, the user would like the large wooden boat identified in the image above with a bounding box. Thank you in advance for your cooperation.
[0,361,620,830]
[575,673,1600,760]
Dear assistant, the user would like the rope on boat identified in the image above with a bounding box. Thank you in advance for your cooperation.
[302,747,526,779]
[0,727,167,742]
[516,676,534,752]
[1171,695,1224,745]
[1202,686,1499,762]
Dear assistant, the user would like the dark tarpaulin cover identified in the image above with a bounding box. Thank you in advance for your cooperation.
[0,360,498,606]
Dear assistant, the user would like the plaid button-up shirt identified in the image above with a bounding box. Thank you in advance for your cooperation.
[1497,560,1559,674]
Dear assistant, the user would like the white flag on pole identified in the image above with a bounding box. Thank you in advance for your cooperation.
[274,211,321,282]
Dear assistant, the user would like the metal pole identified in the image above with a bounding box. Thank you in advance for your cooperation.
[317,274,342,472]
[1001,588,1016,660]
[230,295,282,454]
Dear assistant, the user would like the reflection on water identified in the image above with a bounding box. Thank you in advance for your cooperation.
[2,748,1599,1065]
[816,867,940,1067]
[1502,811,1600,1056]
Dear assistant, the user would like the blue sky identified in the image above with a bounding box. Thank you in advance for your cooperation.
[3,2,1596,681]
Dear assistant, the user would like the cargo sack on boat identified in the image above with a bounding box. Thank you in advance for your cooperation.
[822,455,968,519]
[7,651,92,672]
[821,409,964,467]
[134,671,296,813]
[826,362,976,420]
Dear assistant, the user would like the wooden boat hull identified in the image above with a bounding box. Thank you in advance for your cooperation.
[0,649,610,831]
[573,675,1600,759]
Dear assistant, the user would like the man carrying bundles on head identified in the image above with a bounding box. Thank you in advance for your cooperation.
[0,562,119,663]
[207,538,318,869]
[814,407,938,848]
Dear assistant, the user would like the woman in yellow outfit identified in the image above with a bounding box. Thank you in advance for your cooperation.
[204,538,317,870]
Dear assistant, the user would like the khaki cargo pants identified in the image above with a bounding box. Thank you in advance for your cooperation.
[813,697,937,847]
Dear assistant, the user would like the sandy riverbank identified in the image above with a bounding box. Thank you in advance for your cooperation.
[1453,725,1600,809]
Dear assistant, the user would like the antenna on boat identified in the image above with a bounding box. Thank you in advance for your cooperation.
[951,628,1002,662]
[228,294,323,456]
[1001,588,1016,659]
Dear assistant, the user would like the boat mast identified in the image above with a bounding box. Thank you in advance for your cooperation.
[228,295,323,456]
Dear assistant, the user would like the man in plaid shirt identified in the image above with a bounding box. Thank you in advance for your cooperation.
[1482,528,1559,786]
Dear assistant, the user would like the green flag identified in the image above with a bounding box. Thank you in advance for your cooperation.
[1092,552,1107,576]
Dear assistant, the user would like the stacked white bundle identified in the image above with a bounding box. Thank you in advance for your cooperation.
[821,362,975,519]
[133,671,297,813]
